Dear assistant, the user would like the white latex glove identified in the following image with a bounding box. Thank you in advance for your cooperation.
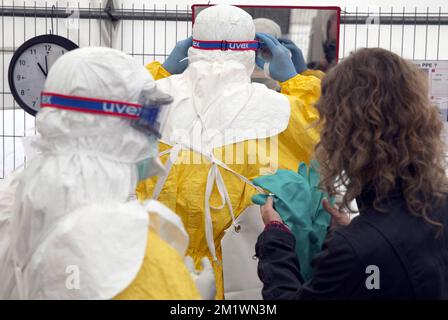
[184,256,216,300]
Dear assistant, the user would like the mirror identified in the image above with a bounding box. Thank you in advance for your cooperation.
[192,5,340,89]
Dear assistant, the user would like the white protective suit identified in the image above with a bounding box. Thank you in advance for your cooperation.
[0,47,198,300]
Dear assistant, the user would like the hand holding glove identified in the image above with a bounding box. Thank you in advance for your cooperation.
[255,32,298,82]
[251,161,333,281]
[184,256,216,300]
[163,36,193,75]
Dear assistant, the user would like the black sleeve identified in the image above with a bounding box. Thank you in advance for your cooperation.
[255,228,366,300]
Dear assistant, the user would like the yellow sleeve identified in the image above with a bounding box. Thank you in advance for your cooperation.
[277,95,320,169]
[276,74,322,169]
[146,61,172,80]
[114,228,201,300]
[301,69,325,80]
[280,73,322,109]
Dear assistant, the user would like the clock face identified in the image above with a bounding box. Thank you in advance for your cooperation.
[8,35,78,116]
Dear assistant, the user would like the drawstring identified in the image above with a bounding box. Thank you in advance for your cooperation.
[152,143,182,200]
[152,141,265,263]
[204,155,240,262]
[204,162,219,261]
[12,250,27,300]
[14,265,26,299]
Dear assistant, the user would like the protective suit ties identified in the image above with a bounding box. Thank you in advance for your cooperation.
[152,141,265,264]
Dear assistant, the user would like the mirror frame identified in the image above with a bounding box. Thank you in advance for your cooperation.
[191,4,342,65]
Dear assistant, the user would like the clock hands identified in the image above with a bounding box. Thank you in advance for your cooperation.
[37,62,47,77]
[37,55,49,77]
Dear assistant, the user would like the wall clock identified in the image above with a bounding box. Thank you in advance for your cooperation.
[8,34,78,116]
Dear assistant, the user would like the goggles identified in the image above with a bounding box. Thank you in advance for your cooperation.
[40,90,172,138]
[192,39,260,51]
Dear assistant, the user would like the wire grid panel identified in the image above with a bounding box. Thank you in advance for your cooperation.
[116,4,191,66]
[1,3,447,179]
[339,8,448,60]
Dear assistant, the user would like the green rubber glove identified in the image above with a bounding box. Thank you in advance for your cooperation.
[251,161,333,281]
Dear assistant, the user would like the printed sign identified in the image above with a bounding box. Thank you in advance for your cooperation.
[413,61,448,156]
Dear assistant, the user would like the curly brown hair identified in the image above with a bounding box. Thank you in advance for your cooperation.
[315,48,448,234]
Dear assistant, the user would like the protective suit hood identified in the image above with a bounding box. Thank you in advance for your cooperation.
[253,18,282,38]
[189,4,256,76]
[37,47,157,164]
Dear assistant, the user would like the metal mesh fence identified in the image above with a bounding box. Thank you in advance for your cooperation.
[1,2,447,178]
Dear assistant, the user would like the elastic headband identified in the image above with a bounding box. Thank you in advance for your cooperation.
[192,39,260,51]
[40,92,143,119]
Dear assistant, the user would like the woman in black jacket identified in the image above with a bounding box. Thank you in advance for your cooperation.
[255,48,448,299]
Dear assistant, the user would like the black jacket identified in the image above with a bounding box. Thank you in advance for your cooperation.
[255,189,448,299]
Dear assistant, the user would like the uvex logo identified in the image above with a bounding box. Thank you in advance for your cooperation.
[41,95,51,104]
[193,41,200,47]
[102,103,141,116]
[228,42,249,49]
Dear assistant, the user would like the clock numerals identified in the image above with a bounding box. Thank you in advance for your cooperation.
[19,59,26,66]
[30,49,36,55]
[44,44,52,54]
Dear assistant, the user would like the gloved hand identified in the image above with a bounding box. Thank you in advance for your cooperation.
[163,36,193,75]
[278,38,307,74]
[184,256,216,300]
[255,32,298,82]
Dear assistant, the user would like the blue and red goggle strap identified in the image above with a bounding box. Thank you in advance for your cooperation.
[192,39,260,51]
[40,92,143,120]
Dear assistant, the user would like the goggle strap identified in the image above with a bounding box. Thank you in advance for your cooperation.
[40,92,143,120]
[192,39,260,51]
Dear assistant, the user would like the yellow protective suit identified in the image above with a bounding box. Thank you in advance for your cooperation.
[137,61,321,299]
[114,228,201,300]
[302,69,326,80]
